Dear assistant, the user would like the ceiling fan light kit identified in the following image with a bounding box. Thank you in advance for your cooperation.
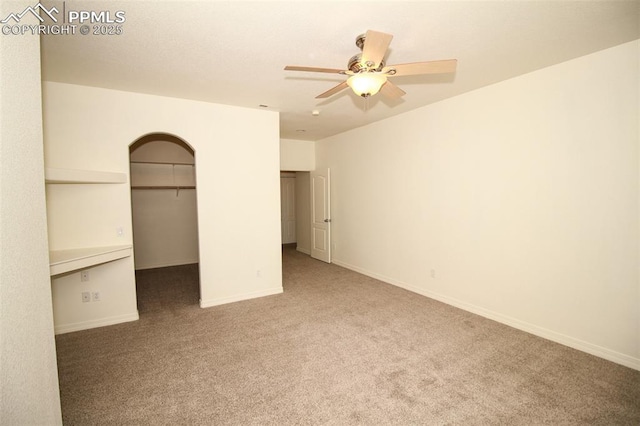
[284,30,457,101]
[347,73,388,97]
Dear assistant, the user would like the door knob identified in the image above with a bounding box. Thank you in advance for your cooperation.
[324,219,331,223]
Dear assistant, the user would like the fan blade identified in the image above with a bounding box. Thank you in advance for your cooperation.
[316,81,349,99]
[384,59,457,77]
[284,66,345,74]
[380,81,406,99]
[361,30,393,69]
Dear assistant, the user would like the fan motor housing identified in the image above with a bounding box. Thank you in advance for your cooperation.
[348,53,385,73]
[348,54,365,73]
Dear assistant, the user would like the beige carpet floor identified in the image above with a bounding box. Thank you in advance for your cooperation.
[55,245,640,425]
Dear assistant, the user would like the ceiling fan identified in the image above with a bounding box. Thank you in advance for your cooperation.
[284,30,457,99]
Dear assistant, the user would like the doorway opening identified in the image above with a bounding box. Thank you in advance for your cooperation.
[280,171,311,254]
[129,133,201,312]
[279,169,331,263]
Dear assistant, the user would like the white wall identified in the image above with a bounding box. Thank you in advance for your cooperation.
[43,82,283,330]
[50,257,139,332]
[46,179,140,332]
[0,4,62,422]
[280,138,315,171]
[316,40,640,370]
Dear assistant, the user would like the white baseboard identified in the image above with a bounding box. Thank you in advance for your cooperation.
[296,246,311,255]
[54,311,139,335]
[135,260,199,270]
[332,258,640,372]
[200,287,283,308]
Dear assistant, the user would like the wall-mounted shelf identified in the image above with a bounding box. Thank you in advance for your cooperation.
[45,168,127,184]
[49,245,132,276]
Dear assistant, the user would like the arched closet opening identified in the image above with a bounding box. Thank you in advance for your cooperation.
[129,133,201,311]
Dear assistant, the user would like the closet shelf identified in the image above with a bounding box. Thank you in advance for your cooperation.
[131,185,195,189]
[45,168,127,184]
[49,245,132,276]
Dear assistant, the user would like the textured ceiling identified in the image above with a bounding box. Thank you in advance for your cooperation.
[40,1,639,141]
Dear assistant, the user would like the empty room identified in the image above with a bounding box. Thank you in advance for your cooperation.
[1,1,639,424]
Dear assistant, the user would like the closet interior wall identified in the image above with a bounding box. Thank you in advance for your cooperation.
[280,172,297,245]
[130,138,200,270]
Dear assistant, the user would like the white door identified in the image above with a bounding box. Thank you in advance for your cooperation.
[280,177,296,244]
[310,168,331,263]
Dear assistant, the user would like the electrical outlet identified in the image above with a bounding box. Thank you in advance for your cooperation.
[117,226,124,237]
[430,269,436,279]
[81,270,89,282]
[92,291,101,302]
[81,292,91,303]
